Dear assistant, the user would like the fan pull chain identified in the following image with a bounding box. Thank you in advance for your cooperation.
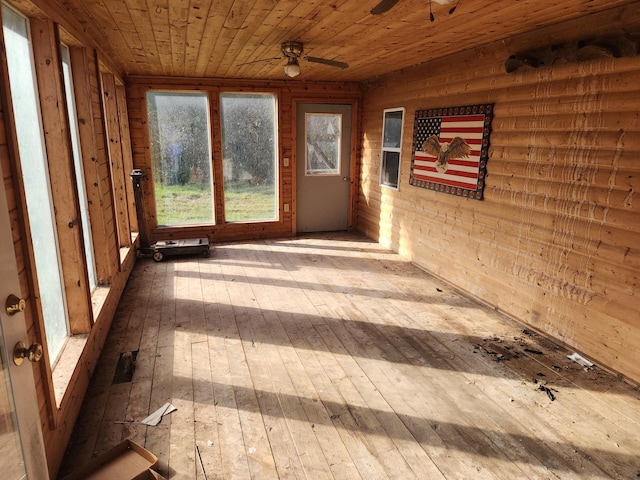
[449,0,462,14]
[429,0,435,22]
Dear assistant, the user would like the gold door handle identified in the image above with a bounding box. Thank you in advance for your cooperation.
[13,342,43,366]
[6,294,26,316]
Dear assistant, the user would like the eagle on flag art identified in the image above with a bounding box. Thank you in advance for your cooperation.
[421,135,471,173]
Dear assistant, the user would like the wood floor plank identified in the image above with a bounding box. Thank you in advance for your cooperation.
[63,233,640,480]
[206,249,254,479]
[265,243,435,479]
[222,246,333,480]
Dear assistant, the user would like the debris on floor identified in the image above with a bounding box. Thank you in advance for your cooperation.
[568,352,594,369]
[196,445,207,480]
[524,348,543,355]
[475,337,520,361]
[141,402,177,426]
[534,379,558,401]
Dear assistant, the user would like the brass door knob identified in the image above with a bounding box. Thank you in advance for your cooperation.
[13,342,43,366]
[6,294,26,316]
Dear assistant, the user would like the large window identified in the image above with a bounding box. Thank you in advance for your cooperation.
[221,93,278,222]
[380,108,404,189]
[147,91,213,226]
[3,4,69,363]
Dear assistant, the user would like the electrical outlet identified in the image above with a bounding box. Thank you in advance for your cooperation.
[284,203,289,212]
[283,157,289,167]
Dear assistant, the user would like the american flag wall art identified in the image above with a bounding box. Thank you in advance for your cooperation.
[410,103,493,199]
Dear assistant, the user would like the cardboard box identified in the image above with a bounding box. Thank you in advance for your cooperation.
[62,439,165,480]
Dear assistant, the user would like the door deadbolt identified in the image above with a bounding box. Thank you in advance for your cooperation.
[14,342,43,366]
[6,294,26,316]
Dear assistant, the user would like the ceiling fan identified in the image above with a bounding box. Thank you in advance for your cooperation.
[371,0,460,19]
[237,41,349,78]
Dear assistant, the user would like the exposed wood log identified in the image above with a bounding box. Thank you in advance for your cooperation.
[69,46,114,285]
[30,19,92,335]
[115,85,137,233]
[101,72,132,248]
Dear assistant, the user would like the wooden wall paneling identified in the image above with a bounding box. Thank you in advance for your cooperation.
[115,84,137,234]
[101,72,132,249]
[208,87,224,226]
[356,7,640,384]
[125,83,156,237]
[277,90,293,232]
[93,64,121,279]
[30,19,92,335]
[69,46,114,285]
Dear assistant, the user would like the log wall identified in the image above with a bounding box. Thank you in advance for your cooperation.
[125,77,361,242]
[356,5,640,384]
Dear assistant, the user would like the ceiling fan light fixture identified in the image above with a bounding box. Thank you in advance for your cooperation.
[284,57,301,77]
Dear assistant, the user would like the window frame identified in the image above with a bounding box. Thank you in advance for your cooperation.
[219,91,279,223]
[379,107,405,190]
[146,89,216,227]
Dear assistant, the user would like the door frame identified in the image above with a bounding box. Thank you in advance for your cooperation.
[0,4,50,475]
[291,97,360,236]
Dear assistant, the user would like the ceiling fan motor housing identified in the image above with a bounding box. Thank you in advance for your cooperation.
[281,41,304,58]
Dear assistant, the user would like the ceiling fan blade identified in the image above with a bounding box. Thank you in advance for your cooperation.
[236,56,282,67]
[305,56,349,69]
[370,0,401,14]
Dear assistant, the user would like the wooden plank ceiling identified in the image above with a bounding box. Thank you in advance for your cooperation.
[56,0,636,81]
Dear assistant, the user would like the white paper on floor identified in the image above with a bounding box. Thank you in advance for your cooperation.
[141,402,177,426]
[567,352,594,368]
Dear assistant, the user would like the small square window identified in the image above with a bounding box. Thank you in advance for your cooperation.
[380,108,404,189]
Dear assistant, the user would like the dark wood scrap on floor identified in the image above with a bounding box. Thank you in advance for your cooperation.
[59,233,640,479]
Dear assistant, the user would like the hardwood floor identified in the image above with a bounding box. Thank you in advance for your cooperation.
[59,233,640,479]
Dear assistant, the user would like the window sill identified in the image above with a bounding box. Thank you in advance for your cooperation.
[52,334,88,407]
[52,283,110,406]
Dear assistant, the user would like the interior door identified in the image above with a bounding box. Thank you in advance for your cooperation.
[0,158,49,478]
[296,103,352,232]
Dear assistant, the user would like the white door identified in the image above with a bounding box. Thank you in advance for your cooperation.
[296,103,352,232]
[0,159,49,478]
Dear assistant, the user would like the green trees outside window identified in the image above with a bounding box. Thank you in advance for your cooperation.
[221,93,278,222]
[147,91,214,225]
